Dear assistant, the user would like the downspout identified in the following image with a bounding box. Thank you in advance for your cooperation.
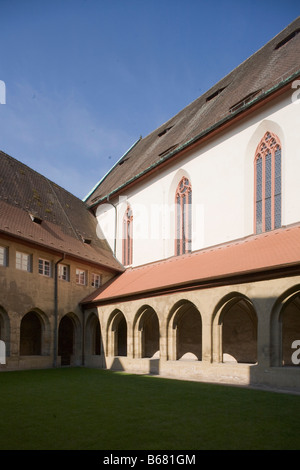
[53,253,65,368]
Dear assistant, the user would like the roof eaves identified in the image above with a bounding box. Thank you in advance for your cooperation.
[0,227,124,272]
[89,68,300,208]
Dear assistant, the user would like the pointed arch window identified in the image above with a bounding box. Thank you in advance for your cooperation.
[255,131,282,234]
[122,205,133,265]
[175,177,192,255]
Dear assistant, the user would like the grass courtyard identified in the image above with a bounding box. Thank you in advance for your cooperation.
[0,367,299,450]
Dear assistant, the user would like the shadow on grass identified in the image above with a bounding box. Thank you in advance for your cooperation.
[0,367,300,450]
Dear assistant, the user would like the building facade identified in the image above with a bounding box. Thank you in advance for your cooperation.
[1,18,300,391]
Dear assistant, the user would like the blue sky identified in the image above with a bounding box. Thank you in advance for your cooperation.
[0,0,299,200]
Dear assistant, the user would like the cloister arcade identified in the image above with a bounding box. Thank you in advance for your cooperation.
[1,283,300,386]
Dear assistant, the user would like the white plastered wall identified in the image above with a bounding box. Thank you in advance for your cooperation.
[95,89,300,267]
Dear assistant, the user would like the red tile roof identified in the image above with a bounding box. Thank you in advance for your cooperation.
[82,224,300,304]
[0,151,124,271]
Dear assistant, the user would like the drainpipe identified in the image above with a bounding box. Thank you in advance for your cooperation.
[53,254,65,368]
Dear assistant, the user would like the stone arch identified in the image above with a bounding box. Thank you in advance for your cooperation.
[213,293,258,364]
[167,300,202,361]
[271,285,300,366]
[85,312,102,356]
[20,310,44,356]
[133,305,160,358]
[0,305,10,356]
[107,309,127,357]
[58,313,81,366]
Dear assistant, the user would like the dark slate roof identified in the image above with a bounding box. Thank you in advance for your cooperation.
[86,16,300,206]
[0,151,124,271]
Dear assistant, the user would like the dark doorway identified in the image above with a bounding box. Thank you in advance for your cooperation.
[20,312,42,355]
[58,316,74,365]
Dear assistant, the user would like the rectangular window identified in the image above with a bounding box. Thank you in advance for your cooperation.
[58,264,69,281]
[0,246,8,267]
[92,273,101,288]
[38,258,51,277]
[16,251,31,272]
[76,268,86,286]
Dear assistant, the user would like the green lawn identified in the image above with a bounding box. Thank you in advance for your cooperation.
[0,367,299,450]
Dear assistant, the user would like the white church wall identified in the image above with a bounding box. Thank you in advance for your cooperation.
[95,89,300,267]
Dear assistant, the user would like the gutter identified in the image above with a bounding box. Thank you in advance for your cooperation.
[89,69,300,209]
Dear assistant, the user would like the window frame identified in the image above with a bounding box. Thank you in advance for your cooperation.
[175,176,192,256]
[122,204,133,266]
[0,246,8,267]
[76,268,86,286]
[58,263,70,282]
[91,273,102,288]
[38,258,52,277]
[254,131,282,234]
[16,251,32,272]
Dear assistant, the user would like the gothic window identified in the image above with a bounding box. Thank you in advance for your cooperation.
[175,177,192,255]
[122,205,133,265]
[255,132,282,234]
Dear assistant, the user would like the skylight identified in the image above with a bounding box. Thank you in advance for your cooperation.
[229,90,261,113]
[275,29,300,50]
[206,86,227,102]
[158,126,173,137]
[158,144,178,157]
[29,213,42,224]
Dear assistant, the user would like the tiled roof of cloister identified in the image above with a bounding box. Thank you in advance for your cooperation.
[82,223,300,305]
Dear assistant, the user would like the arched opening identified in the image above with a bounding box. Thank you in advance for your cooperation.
[220,297,257,364]
[0,306,10,356]
[281,293,300,366]
[117,315,127,357]
[175,177,192,255]
[122,205,133,266]
[58,315,74,365]
[136,306,160,358]
[168,301,202,361]
[86,313,102,356]
[20,311,42,355]
[254,131,282,234]
[109,311,127,357]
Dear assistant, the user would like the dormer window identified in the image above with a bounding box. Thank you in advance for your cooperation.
[275,29,300,50]
[29,213,42,224]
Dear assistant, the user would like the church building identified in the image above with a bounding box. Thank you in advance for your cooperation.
[1,17,300,391]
